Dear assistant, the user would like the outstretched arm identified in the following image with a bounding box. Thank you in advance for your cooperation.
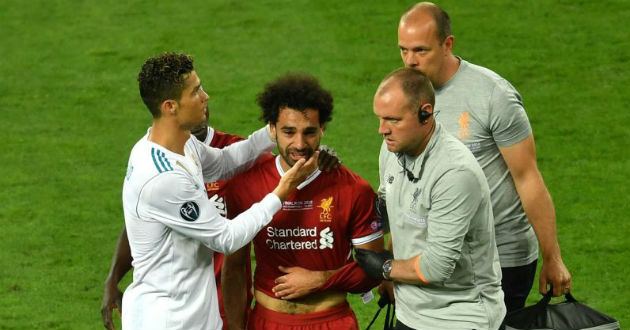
[101,228,133,330]
[500,135,571,296]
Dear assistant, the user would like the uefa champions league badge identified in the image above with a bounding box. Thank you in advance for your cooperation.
[180,201,200,221]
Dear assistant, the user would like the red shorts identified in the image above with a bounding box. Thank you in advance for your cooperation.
[246,302,359,330]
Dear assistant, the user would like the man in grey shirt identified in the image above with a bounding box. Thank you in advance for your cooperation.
[396,2,572,311]
[357,68,505,329]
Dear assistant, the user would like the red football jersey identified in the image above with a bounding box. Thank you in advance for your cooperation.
[205,128,274,327]
[225,156,383,297]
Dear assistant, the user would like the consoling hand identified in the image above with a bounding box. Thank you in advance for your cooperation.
[317,145,341,171]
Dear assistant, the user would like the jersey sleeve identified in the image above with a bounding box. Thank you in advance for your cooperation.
[488,79,532,147]
[196,126,276,182]
[349,178,384,246]
[138,171,280,254]
[418,168,483,284]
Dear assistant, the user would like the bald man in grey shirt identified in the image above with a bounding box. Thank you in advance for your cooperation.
[396,2,572,312]
[358,68,505,329]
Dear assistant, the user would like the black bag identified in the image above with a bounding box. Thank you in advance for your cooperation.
[503,289,620,330]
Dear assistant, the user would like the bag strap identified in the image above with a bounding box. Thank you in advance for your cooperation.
[366,294,395,330]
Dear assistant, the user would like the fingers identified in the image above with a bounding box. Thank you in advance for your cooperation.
[539,277,548,295]
[272,283,293,299]
[553,278,571,296]
[274,275,286,284]
[303,150,320,171]
[101,305,115,330]
[317,146,341,171]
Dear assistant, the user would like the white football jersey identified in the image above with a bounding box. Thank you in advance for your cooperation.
[121,127,280,330]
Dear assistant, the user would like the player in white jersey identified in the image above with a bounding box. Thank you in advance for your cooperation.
[121,53,319,330]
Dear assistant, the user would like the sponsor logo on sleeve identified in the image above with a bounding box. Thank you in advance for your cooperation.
[180,201,200,221]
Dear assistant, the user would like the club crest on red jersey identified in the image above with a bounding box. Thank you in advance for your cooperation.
[205,182,220,192]
[317,196,334,222]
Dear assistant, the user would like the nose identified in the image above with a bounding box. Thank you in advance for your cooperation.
[201,88,210,102]
[294,133,307,149]
[403,52,417,68]
[378,119,390,135]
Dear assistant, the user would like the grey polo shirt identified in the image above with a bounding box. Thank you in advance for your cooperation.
[378,123,505,329]
[435,58,538,267]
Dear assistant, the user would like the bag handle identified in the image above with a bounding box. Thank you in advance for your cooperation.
[538,284,578,306]
[366,294,395,330]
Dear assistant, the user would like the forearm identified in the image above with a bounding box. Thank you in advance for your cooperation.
[222,247,249,329]
[211,194,281,254]
[105,228,133,285]
[514,171,562,259]
[389,255,428,285]
[318,261,381,293]
[203,126,275,182]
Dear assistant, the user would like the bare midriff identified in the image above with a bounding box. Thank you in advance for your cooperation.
[254,289,347,314]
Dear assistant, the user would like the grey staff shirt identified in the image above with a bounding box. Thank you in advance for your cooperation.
[435,58,538,268]
[378,123,505,329]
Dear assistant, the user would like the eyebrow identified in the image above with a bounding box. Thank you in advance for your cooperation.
[280,126,318,132]
[399,45,429,51]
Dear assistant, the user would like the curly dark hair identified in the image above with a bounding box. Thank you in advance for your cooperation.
[257,73,333,125]
[137,53,194,118]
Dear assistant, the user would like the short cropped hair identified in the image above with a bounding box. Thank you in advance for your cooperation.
[382,67,435,109]
[137,53,194,118]
[257,73,333,125]
[404,2,452,44]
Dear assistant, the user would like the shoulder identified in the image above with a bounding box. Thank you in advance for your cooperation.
[231,155,277,182]
[455,59,518,95]
[128,138,176,175]
[328,166,375,195]
[211,129,244,148]
[460,59,504,84]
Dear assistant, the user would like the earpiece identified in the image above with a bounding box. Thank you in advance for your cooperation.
[418,107,432,124]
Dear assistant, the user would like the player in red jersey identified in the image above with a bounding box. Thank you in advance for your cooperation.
[223,73,384,330]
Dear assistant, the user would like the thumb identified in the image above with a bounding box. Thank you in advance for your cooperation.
[278,265,290,273]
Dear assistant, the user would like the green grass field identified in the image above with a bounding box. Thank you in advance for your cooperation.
[1,0,628,329]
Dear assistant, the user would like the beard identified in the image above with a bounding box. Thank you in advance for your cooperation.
[279,147,315,167]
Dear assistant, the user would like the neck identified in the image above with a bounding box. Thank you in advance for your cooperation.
[149,118,191,155]
[409,120,436,157]
[435,54,460,88]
